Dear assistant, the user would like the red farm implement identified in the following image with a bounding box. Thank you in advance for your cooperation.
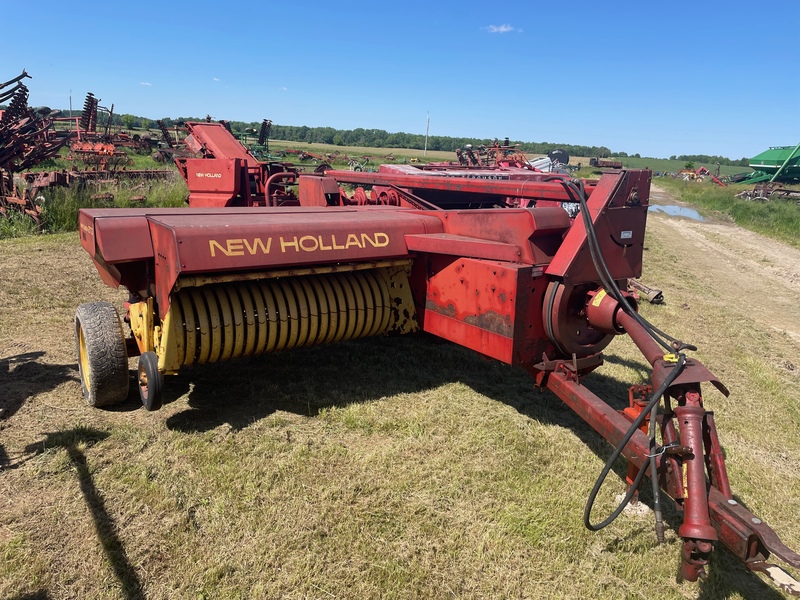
[75,139,800,593]
[454,137,531,168]
[174,121,303,207]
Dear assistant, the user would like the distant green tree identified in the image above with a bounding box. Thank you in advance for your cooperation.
[121,114,136,130]
[140,118,151,131]
[684,161,695,170]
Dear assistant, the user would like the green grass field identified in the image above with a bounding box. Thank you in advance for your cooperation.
[618,156,747,177]
[653,177,800,248]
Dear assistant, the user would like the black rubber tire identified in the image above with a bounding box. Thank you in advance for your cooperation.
[74,302,129,407]
[137,351,164,411]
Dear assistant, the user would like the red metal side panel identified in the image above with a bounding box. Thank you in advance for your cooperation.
[546,170,650,284]
[419,207,570,265]
[405,233,522,262]
[185,123,253,162]
[79,209,156,290]
[147,208,445,318]
[78,210,98,258]
[422,258,546,364]
[183,158,242,207]
[299,176,340,206]
[94,216,154,262]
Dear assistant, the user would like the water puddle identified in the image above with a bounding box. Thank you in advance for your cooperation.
[648,204,705,222]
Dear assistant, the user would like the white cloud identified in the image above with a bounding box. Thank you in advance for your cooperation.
[140,82,152,86]
[213,77,220,82]
[279,86,288,92]
[485,24,520,33]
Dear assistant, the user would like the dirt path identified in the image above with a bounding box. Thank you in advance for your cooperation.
[649,183,800,344]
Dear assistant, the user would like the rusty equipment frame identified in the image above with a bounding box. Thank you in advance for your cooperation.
[627,278,664,304]
[735,182,800,203]
[0,71,69,229]
[53,92,158,162]
[455,137,530,167]
[1,75,171,230]
[75,161,800,594]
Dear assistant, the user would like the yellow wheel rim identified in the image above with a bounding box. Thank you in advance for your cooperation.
[78,325,91,389]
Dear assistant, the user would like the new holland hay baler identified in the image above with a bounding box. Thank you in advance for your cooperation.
[74,168,800,593]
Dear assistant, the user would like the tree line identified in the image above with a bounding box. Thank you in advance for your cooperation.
[265,124,618,159]
[32,110,620,158]
[668,154,750,167]
[7,104,749,164]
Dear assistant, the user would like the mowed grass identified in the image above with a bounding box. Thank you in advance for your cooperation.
[2,215,799,599]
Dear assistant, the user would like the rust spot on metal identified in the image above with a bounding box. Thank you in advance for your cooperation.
[426,299,457,318]
[464,310,512,337]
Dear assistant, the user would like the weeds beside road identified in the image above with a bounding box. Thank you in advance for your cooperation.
[653,176,800,249]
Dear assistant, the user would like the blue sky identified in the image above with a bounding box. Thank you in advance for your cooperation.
[7,1,799,159]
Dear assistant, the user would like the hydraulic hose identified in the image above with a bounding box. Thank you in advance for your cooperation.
[650,399,665,543]
[558,177,695,354]
[584,354,686,531]
[554,174,691,532]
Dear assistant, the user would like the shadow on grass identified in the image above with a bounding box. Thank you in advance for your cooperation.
[24,428,144,600]
[0,351,78,421]
[160,332,786,598]
[6,592,52,600]
[698,548,786,600]
[0,351,80,471]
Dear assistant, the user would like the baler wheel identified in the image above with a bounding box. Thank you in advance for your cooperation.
[137,352,163,411]
[74,302,129,407]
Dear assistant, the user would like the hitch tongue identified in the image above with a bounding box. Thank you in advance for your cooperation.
[709,487,800,595]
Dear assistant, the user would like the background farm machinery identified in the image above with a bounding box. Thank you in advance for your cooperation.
[453,138,571,173]
[44,90,177,198]
[171,121,585,212]
[1,73,175,228]
[455,137,528,167]
[51,92,158,166]
[589,157,624,169]
[735,182,800,203]
[0,71,69,228]
[174,121,305,207]
[74,159,800,593]
[726,144,800,201]
[740,143,800,185]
